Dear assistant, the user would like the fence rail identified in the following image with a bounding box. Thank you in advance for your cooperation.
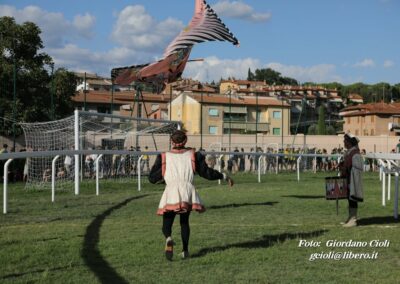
[2,150,400,218]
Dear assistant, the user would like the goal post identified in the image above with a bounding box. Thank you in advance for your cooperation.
[20,110,181,190]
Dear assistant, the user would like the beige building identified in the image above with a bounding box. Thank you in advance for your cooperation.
[220,79,268,96]
[347,94,364,104]
[340,103,400,136]
[170,92,290,136]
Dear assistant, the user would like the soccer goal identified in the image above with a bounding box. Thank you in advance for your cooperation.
[20,110,181,189]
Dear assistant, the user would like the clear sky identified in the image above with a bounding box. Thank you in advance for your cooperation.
[1,0,399,84]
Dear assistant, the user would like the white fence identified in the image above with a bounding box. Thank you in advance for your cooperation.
[2,150,400,219]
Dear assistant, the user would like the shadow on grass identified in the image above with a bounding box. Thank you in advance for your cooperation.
[191,230,328,258]
[82,195,149,284]
[208,201,278,210]
[281,195,325,199]
[1,265,75,280]
[357,216,399,226]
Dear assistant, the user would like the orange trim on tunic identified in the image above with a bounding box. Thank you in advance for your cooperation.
[157,202,206,215]
[170,148,192,154]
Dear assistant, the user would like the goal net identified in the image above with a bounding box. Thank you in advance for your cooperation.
[20,111,181,189]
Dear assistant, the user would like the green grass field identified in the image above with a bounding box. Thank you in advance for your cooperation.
[0,172,399,283]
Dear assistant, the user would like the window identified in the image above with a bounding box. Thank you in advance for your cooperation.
[273,111,281,119]
[209,126,218,134]
[371,129,374,136]
[273,128,281,135]
[151,104,159,111]
[357,117,360,123]
[257,111,262,121]
[362,117,365,123]
[371,116,375,122]
[97,106,111,114]
[209,108,219,116]
[347,117,351,124]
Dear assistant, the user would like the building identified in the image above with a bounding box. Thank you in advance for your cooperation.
[170,92,291,136]
[219,79,343,133]
[347,94,364,104]
[339,102,400,136]
[72,90,175,121]
[75,72,112,92]
[220,79,268,96]
[166,79,218,95]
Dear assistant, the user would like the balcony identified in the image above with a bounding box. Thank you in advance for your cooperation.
[223,121,269,132]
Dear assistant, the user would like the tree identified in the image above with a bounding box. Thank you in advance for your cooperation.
[247,68,255,81]
[307,124,317,135]
[0,16,76,136]
[326,125,336,135]
[252,68,298,85]
[317,105,326,135]
[52,68,77,119]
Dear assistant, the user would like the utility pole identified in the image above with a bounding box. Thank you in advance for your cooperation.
[256,91,258,149]
[229,89,232,152]
[12,40,17,151]
[83,72,87,111]
[50,63,55,120]
[281,95,284,149]
[200,85,203,150]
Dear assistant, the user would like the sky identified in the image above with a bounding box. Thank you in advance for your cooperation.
[1,0,399,84]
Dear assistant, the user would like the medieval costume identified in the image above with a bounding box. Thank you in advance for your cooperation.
[339,133,364,227]
[149,130,232,260]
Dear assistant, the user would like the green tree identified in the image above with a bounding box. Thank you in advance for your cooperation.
[0,16,76,136]
[326,125,336,135]
[247,68,255,81]
[317,105,326,135]
[307,124,317,135]
[252,68,298,85]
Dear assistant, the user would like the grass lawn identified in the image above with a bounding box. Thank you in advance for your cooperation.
[0,172,399,283]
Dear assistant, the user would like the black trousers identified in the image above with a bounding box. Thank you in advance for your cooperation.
[348,199,358,209]
[162,211,190,252]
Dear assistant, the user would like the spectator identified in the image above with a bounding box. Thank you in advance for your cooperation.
[338,133,364,228]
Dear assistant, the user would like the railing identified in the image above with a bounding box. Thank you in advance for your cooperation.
[2,150,400,218]
[222,121,269,132]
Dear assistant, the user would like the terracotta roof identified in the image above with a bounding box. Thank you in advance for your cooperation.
[236,89,270,94]
[340,102,400,116]
[72,91,177,104]
[72,92,126,104]
[186,93,290,107]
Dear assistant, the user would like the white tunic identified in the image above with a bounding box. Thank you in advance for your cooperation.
[157,149,205,215]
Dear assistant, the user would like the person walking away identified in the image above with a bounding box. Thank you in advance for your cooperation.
[141,146,150,173]
[149,130,233,260]
[239,148,245,171]
[248,148,254,172]
[338,133,364,227]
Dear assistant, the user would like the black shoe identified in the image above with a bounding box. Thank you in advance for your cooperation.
[181,251,189,259]
[165,237,174,261]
